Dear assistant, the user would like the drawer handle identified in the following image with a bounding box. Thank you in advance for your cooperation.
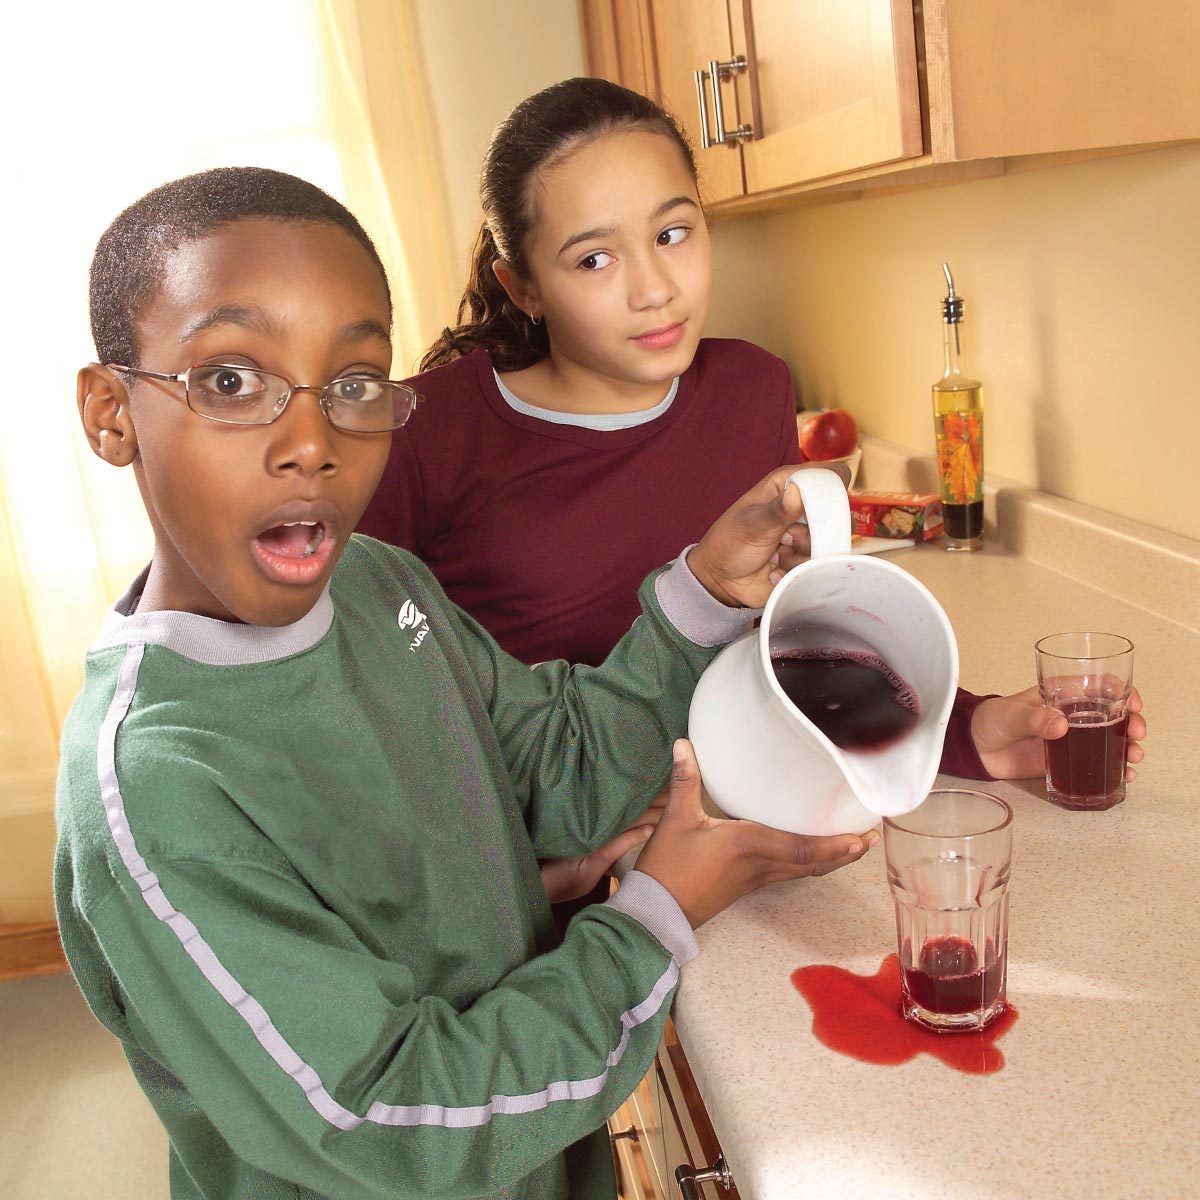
[675,1154,734,1198]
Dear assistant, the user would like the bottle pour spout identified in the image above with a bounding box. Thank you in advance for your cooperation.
[941,262,963,324]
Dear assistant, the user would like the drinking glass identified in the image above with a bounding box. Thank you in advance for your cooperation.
[1035,632,1134,811]
[884,789,1013,1032]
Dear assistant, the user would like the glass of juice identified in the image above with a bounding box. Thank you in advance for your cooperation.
[884,789,1013,1032]
[1035,632,1134,811]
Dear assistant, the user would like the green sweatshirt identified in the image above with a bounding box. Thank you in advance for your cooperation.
[54,535,754,1200]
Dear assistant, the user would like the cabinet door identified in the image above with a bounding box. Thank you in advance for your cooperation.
[647,0,747,204]
[579,0,621,82]
[656,1032,741,1199]
[626,1066,669,1197]
[732,0,923,192]
[578,0,660,99]
[924,0,1200,161]
[611,1087,660,1200]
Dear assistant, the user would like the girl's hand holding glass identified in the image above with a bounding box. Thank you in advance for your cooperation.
[970,684,1147,781]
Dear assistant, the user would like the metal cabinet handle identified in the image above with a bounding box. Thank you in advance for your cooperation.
[708,57,753,145]
[694,67,715,149]
[694,56,754,149]
[675,1154,734,1198]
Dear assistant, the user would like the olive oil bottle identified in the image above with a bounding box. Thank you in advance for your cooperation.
[932,263,984,551]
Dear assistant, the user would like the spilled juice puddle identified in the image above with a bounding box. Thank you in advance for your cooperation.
[791,954,1018,1075]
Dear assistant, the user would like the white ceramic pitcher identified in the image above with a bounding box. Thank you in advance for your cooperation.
[688,469,959,835]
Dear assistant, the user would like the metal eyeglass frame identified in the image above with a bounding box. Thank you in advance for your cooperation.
[106,363,422,432]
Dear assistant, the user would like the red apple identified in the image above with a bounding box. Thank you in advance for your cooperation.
[799,408,858,461]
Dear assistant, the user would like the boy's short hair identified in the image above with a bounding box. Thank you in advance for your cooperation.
[89,166,392,367]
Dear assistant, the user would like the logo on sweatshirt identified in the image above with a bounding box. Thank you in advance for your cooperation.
[398,599,430,652]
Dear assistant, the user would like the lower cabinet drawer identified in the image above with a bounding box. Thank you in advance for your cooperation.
[611,1021,739,1200]
[611,1070,667,1200]
[655,1037,739,1200]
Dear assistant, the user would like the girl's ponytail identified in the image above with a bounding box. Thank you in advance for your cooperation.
[420,224,548,372]
[421,77,697,376]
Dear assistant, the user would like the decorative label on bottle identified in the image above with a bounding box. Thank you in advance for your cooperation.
[934,407,983,507]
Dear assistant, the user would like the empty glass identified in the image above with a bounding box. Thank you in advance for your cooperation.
[884,789,1013,1032]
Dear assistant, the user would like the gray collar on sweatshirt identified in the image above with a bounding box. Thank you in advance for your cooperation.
[91,565,334,666]
[493,369,678,430]
[90,542,760,669]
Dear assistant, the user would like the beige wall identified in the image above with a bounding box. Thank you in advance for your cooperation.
[414,0,584,296]
[706,143,1200,542]
[0,814,58,924]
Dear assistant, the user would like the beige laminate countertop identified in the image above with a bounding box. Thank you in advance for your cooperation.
[673,539,1200,1200]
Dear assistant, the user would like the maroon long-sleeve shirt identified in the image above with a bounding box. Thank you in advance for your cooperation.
[359,339,991,780]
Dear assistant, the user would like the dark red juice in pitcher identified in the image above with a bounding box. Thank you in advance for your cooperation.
[1045,701,1128,802]
[771,650,919,749]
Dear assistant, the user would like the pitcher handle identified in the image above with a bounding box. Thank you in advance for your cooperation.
[789,467,852,558]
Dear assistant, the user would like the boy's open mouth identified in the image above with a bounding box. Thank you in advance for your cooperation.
[251,519,335,584]
[258,520,326,559]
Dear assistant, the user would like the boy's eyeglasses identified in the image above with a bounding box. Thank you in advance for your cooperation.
[107,363,421,433]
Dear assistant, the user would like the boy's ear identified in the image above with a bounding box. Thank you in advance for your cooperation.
[77,365,138,467]
[492,259,541,322]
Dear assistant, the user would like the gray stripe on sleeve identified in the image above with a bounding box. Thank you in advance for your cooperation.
[653,546,762,647]
[94,644,679,1133]
[605,870,700,965]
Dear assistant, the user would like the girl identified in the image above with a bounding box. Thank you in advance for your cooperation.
[360,77,795,668]
[358,78,1146,895]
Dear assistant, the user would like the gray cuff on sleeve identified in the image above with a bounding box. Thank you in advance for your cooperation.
[653,545,763,648]
[604,870,700,965]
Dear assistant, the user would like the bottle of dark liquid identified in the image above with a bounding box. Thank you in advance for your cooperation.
[932,264,984,551]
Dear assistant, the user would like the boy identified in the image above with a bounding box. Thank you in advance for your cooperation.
[56,167,873,1200]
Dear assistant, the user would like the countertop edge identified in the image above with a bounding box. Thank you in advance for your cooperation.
[855,435,1200,631]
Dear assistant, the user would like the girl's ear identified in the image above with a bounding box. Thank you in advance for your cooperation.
[492,259,541,322]
[77,365,138,466]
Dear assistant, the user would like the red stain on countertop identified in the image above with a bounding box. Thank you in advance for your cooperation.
[791,954,1017,1075]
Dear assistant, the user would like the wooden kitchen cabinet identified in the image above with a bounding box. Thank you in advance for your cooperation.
[729,0,922,193]
[581,0,920,199]
[577,0,660,107]
[648,0,748,204]
[922,0,1200,161]
[610,1021,740,1200]
[578,0,1200,212]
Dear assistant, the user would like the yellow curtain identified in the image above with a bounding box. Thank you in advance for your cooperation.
[320,0,459,375]
[0,0,456,924]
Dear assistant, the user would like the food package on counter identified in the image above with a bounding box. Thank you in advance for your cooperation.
[848,490,944,542]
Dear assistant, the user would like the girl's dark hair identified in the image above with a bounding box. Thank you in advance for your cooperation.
[422,77,697,373]
[90,166,391,368]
